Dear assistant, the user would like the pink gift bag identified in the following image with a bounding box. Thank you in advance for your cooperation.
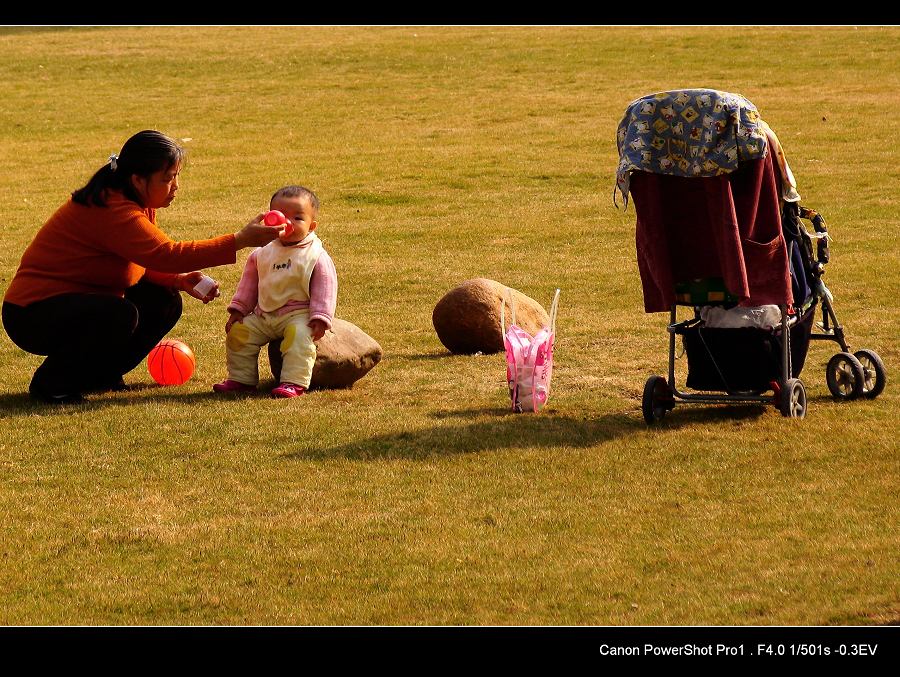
[502,289,560,412]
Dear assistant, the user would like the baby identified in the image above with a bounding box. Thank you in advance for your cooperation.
[213,185,337,397]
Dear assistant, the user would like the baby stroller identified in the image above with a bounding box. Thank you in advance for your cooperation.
[615,89,886,422]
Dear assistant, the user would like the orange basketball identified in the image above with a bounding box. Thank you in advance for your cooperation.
[147,339,196,386]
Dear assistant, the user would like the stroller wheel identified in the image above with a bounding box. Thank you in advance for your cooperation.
[642,375,674,424]
[853,349,887,399]
[779,378,807,418]
[826,352,866,400]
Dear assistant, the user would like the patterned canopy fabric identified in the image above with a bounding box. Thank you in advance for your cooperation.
[615,89,773,206]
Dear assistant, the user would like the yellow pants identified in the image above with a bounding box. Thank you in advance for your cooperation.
[225,309,316,388]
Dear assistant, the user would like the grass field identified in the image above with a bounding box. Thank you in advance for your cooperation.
[0,26,897,626]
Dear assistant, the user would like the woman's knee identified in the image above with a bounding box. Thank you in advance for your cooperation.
[125,280,183,331]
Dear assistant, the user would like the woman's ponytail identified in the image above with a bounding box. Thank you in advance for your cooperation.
[71,130,185,208]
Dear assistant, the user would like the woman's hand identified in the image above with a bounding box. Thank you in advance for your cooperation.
[234,213,283,249]
[177,271,220,304]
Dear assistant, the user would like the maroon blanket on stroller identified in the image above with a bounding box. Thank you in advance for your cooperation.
[631,150,794,313]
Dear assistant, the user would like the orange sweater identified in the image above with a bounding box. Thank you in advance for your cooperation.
[4,192,237,307]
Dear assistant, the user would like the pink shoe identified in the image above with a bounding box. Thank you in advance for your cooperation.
[212,379,256,394]
[271,382,307,398]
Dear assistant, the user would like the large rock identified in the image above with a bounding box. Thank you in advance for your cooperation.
[432,278,550,354]
[267,318,382,389]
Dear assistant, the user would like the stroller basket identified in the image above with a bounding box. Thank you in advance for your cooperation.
[681,305,815,393]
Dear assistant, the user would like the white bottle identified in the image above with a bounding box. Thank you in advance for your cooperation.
[193,274,218,297]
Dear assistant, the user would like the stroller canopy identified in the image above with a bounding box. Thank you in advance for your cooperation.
[616,88,801,313]
[616,89,775,203]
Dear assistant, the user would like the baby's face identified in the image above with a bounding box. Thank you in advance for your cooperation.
[271,195,317,243]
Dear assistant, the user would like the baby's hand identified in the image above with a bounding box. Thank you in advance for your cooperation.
[308,319,328,342]
[225,310,245,334]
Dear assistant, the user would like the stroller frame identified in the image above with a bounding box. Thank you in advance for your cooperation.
[643,206,887,423]
[644,302,802,421]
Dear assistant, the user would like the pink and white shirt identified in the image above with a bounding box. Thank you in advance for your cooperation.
[228,232,337,328]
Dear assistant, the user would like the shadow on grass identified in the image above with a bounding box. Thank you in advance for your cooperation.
[649,404,770,425]
[280,401,776,461]
[637,390,858,422]
[0,382,786,451]
[281,410,644,461]
[0,386,257,418]
[0,376,363,417]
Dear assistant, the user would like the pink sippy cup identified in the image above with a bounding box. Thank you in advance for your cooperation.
[263,210,294,237]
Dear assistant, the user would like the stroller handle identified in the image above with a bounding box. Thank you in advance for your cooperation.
[799,206,830,265]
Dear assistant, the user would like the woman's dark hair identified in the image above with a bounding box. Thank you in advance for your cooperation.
[71,130,185,208]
